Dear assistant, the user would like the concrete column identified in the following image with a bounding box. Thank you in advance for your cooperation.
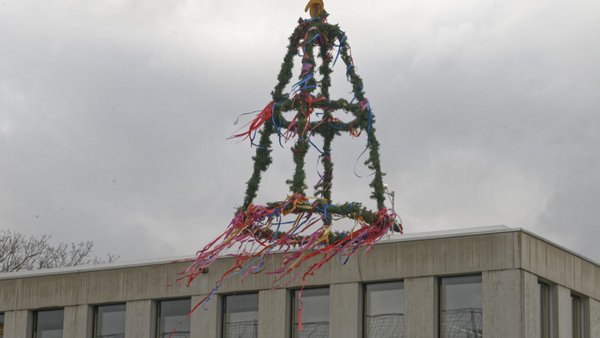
[258,288,289,338]
[125,300,155,338]
[556,285,572,338]
[4,310,32,338]
[330,283,361,338]
[482,269,522,338]
[522,271,539,338]
[590,298,600,338]
[190,295,219,338]
[405,276,436,338]
[63,304,92,338]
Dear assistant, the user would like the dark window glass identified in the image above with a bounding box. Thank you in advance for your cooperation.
[223,293,258,338]
[538,282,554,338]
[440,275,482,338]
[292,288,329,338]
[0,313,4,338]
[365,281,404,338]
[572,294,587,338]
[157,298,191,338]
[34,309,64,338]
[94,304,126,338]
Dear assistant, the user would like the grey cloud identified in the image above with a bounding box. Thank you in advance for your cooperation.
[1,0,599,261]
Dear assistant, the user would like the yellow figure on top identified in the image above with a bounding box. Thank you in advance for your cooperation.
[305,0,325,18]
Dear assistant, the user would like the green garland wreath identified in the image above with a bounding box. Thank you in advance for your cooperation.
[240,12,389,221]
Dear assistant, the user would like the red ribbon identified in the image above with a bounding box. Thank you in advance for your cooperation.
[230,101,274,141]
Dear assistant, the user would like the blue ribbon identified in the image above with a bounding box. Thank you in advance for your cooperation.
[292,73,314,93]
[333,34,346,67]
[304,32,321,49]
[307,137,324,155]
[346,63,354,76]
[270,103,287,148]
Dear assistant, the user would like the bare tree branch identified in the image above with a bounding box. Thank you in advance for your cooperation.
[0,230,119,273]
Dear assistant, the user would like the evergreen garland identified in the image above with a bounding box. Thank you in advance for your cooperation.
[240,11,390,218]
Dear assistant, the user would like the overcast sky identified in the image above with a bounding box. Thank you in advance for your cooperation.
[1,0,599,262]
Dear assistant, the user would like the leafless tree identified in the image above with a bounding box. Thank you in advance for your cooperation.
[0,230,118,272]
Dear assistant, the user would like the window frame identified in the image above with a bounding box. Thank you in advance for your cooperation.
[155,297,192,338]
[290,287,330,338]
[537,281,557,338]
[363,280,405,338]
[92,303,126,338]
[220,292,259,338]
[571,292,588,338]
[438,274,483,338]
[0,312,4,338]
[32,308,65,338]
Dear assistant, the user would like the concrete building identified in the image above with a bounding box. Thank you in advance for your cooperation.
[0,225,598,338]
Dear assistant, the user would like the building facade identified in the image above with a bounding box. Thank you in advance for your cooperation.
[0,226,599,337]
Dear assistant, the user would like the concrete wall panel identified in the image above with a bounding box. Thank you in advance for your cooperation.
[15,274,80,309]
[258,289,289,338]
[405,276,436,338]
[0,279,17,313]
[482,269,522,338]
[63,304,92,338]
[330,283,361,338]
[357,232,518,281]
[125,300,155,338]
[520,233,600,300]
[191,295,219,338]
[79,262,194,305]
[3,310,31,338]
[590,298,600,338]
[522,271,539,338]
[556,285,571,338]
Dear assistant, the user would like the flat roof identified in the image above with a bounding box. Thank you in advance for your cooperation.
[0,225,595,280]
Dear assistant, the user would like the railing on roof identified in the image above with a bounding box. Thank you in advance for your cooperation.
[224,320,258,338]
[366,313,405,338]
[96,334,125,338]
[157,333,190,338]
[293,321,329,338]
[441,308,483,338]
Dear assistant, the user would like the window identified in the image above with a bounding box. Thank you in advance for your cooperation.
[157,298,191,338]
[222,293,258,338]
[364,281,404,338]
[0,313,4,338]
[94,304,126,338]
[572,294,587,338]
[439,275,482,338]
[292,288,329,338]
[33,309,64,338]
[537,282,554,338]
